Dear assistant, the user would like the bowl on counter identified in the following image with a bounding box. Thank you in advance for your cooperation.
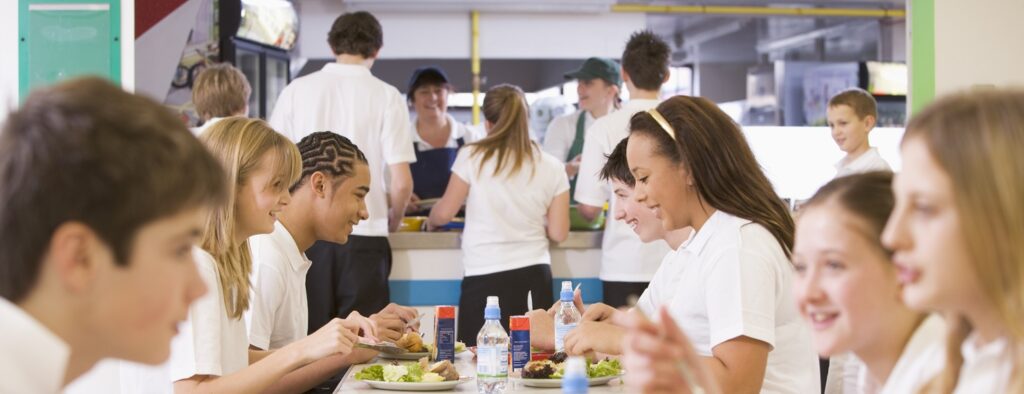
[570,205,605,231]
[399,216,427,232]
[398,216,465,232]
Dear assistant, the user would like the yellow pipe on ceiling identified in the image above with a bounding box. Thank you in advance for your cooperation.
[612,4,906,18]
[471,10,481,125]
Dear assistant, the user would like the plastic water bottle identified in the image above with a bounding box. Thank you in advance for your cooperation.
[562,356,589,394]
[554,281,581,352]
[476,296,509,394]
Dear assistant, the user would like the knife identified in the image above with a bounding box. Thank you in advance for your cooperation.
[356,341,408,354]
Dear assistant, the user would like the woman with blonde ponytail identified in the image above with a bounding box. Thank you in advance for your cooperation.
[130,117,364,393]
[429,84,570,343]
[881,89,1024,393]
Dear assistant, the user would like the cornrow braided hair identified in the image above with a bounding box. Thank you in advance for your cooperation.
[292,131,368,193]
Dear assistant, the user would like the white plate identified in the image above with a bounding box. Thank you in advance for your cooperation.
[362,377,472,391]
[379,348,467,360]
[378,351,431,360]
[518,374,623,388]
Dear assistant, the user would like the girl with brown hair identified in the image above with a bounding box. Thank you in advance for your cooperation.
[612,95,820,393]
[429,84,570,344]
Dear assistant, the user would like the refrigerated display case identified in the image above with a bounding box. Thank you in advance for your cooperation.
[232,37,289,119]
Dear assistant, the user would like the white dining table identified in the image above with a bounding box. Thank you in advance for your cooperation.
[333,352,628,393]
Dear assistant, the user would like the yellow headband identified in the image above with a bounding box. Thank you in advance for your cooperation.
[647,108,676,140]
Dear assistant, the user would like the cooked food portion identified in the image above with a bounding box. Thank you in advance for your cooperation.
[520,353,623,379]
[522,360,557,379]
[429,360,460,381]
[548,351,568,364]
[395,332,424,352]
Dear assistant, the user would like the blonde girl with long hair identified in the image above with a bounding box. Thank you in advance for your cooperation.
[162,117,361,393]
[429,84,570,344]
[881,89,1024,393]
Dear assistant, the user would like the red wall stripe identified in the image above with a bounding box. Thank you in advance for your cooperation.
[135,0,190,38]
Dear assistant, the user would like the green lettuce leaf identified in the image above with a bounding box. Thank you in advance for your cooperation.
[354,365,384,381]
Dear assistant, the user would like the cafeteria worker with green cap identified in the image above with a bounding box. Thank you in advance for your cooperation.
[542,57,621,201]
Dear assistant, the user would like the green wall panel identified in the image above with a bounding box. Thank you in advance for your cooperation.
[19,0,121,98]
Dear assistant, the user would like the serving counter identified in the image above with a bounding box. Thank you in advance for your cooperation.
[386,231,605,307]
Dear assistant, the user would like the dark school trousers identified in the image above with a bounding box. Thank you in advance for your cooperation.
[304,235,392,334]
[458,264,554,346]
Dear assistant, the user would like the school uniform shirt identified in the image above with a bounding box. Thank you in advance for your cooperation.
[844,314,945,394]
[953,333,1013,393]
[666,210,820,393]
[169,247,250,382]
[574,99,670,282]
[0,297,70,393]
[451,144,570,277]
[834,147,892,178]
[190,117,225,136]
[542,110,595,161]
[634,246,683,316]
[246,221,312,350]
[269,63,417,237]
[411,114,481,150]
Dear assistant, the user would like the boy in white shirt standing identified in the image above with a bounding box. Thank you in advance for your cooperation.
[269,11,416,330]
[827,87,892,178]
[0,77,223,393]
[247,131,419,392]
[574,31,673,307]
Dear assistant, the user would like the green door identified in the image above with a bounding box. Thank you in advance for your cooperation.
[19,0,121,98]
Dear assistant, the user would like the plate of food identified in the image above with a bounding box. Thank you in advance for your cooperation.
[518,352,624,388]
[380,332,468,360]
[354,359,470,391]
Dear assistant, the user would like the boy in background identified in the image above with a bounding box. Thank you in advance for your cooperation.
[827,88,892,177]
[190,63,252,135]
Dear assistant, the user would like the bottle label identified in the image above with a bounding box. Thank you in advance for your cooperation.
[476,345,509,377]
[554,322,578,352]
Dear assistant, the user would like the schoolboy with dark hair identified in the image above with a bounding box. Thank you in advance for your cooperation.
[0,77,225,392]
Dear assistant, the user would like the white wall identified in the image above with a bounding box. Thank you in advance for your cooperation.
[1,1,19,126]
[934,0,1024,94]
[296,1,645,60]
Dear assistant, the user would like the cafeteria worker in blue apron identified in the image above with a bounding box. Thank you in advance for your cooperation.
[405,66,481,216]
[541,57,621,201]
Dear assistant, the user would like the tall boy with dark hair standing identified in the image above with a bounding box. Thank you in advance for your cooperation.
[269,11,416,331]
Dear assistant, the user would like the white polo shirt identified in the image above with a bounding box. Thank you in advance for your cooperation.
[170,247,250,381]
[412,114,481,150]
[846,314,945,394]
[574,99,670,282]
[953,333,1012,393]
[246,221,313,350]
[452,144,570,277]
[542,110,595,162]
[834,147,892,178]
[0,297,70,393]
[667,210,820,393]
[270,63,417,237]
[190,117,225,136]
[634,246,683,316]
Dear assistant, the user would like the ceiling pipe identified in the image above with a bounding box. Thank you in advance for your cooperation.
[612,4,905,18]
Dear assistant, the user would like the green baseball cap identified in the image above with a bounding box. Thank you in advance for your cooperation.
[564,57,622,86]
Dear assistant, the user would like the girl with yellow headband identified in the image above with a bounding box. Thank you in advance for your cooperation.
[602,95,820,393]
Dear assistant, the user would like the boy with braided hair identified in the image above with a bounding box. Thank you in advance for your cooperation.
[247,131,418,392]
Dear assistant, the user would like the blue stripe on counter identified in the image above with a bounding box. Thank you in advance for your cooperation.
[389,278,605,306]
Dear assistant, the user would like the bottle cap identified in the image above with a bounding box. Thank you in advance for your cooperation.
[560,281,574,301]
[485,296,501,320]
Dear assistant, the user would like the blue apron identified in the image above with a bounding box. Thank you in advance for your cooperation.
[410,137,465,215]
